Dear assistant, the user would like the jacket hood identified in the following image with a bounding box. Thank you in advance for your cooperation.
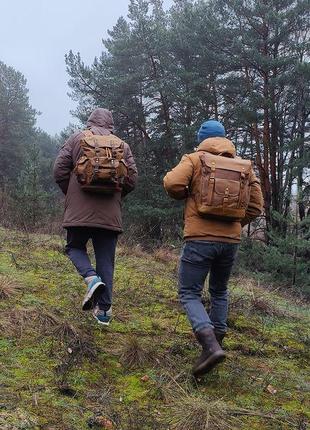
[86,108,114,135]
[197,137,236,158]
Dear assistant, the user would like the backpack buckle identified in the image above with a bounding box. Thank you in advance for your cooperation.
[94,157,100,174]
[223,188,229,206]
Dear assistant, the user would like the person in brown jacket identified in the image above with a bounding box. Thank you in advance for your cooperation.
[163,119,263,377]
[54,108,138,325]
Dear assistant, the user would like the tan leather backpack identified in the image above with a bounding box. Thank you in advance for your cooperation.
[196,152,252,221]
[74,130,128,194]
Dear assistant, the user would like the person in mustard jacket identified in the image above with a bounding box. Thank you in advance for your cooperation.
[163,120,263,377]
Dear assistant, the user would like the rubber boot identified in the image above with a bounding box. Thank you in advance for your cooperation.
[192,327,226,377]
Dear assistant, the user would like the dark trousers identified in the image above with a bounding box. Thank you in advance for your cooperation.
[178,240,239,333]
[65,227,118,310]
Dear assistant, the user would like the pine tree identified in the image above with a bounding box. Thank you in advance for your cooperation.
[0,61,37,183]
[12,143,49,229]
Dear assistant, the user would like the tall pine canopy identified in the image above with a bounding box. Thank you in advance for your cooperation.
[65,0,309,240]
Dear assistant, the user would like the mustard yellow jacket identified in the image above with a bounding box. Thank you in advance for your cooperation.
[163,137,264,243]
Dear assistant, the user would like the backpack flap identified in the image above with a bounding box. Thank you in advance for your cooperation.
[197,153,251,221]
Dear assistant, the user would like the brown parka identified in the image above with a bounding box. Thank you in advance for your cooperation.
[53,108,138,232]
[163,137,264,243]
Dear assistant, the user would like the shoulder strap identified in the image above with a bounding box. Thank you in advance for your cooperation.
[82,129,94,138]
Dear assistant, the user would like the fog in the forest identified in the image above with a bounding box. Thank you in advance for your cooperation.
[0,0,174,134]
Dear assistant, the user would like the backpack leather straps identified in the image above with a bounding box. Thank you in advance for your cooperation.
[206,159,216,206]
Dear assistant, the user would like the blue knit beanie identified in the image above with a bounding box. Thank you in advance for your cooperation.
[197,120,225,143]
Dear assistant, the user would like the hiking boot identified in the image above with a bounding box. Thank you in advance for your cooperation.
[93,305,112,326]
[214,331,226,347]
[82,276,105,311]
[192,327,226,377]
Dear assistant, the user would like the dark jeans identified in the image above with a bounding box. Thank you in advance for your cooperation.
[178,240,239,333]
[65,227,118,311]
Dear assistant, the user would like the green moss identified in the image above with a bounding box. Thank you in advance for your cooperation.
[20,293,45,306]
[118,374,150,403]
[0,338,12,352]
[281,399,309,415]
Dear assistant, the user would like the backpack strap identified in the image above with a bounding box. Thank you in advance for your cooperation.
[93,136,103,180]
[82,129,94,138]
[206,159,216,205]
[238,167,249,208]
[200,153,216,205]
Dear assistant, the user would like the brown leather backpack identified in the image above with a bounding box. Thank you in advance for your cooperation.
[196,152,252,221]
[74,130,128,194]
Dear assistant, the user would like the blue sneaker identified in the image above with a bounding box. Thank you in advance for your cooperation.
[82,276,105,311]
[93,305,112,326]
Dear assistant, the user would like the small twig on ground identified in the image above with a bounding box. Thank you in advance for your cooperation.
[166,372,188,395]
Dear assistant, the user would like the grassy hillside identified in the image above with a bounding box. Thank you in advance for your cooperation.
[0,229,309,430]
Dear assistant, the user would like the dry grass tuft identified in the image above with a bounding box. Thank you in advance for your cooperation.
[67,330,98,360]
[35,309,63,332]
[1,307,97,361]
[51,320,80,341]
[1,307,66,338]
[168,395,242,430]
[166,383,294,430]
[54,324,97,388]
[229,278,288,318]
[117,244,146,258]
[0,274,20,299]
[46,242,66,254]
[229,295,248,312]
[1,308,40,337]
[250,296,286,318]
[120,335,153,369]
[153,247,179,264]
[51,319,97,359]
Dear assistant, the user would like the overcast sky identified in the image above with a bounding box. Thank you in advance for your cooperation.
[0,0,173,135]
